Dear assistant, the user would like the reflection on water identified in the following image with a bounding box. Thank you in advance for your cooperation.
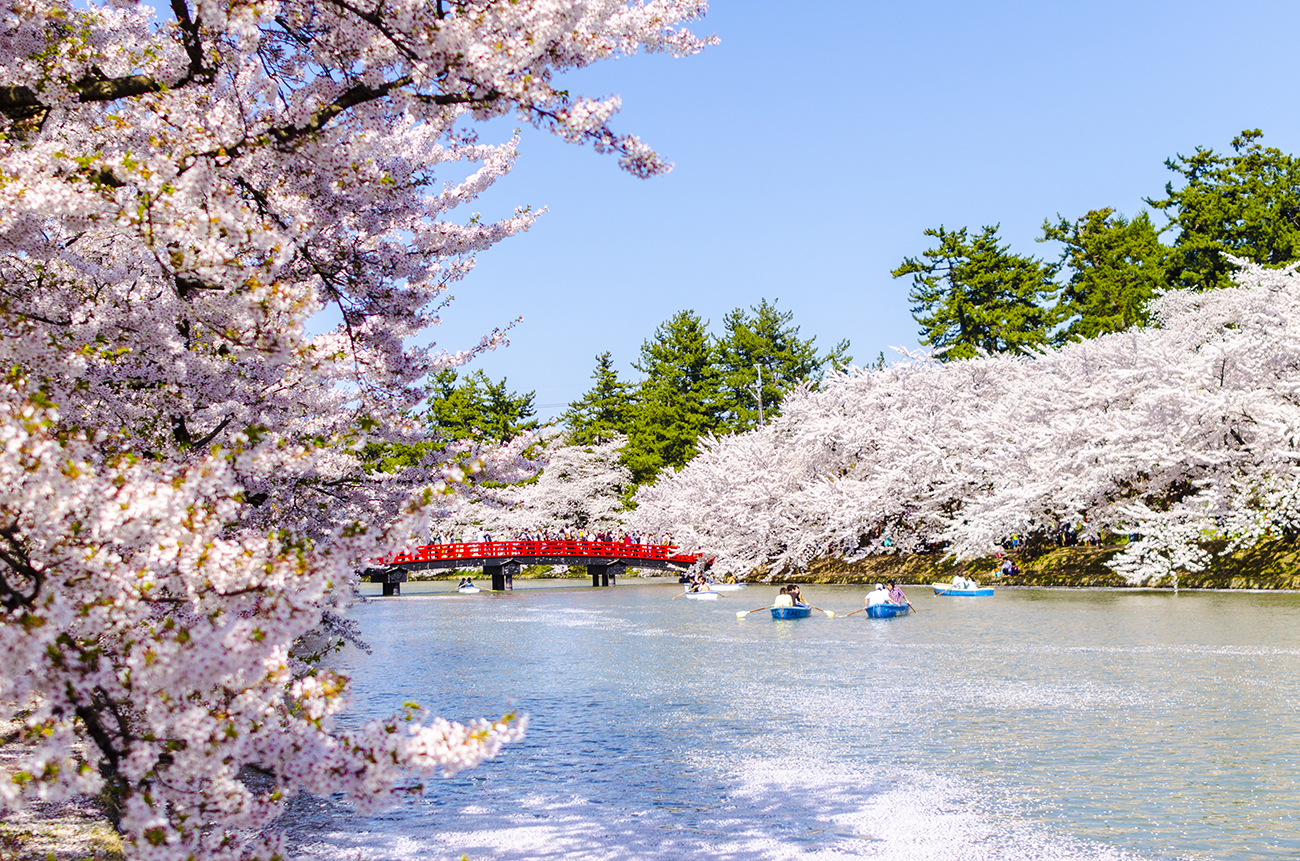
[285,581,1300,861]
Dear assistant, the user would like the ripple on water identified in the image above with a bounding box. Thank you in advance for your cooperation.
[289,755,1161,861]
[291,584,1300,861]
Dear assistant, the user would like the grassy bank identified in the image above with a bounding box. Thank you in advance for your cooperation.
[768,538,1300,590]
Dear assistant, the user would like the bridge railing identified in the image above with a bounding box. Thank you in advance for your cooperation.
[374,540,698,567]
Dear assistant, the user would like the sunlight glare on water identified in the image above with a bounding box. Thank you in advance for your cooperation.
[285,581,1300,861]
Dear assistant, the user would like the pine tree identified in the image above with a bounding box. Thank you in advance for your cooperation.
[1148,129,1300,292]
[715,299,850,431]
[564,352,636,445]
[1041,208,1167,343]
[893,225,1058,360]
[425,369,538,444]
[623,311,722,485]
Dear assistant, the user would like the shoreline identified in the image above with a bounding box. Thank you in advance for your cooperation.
[748,540,1300,590]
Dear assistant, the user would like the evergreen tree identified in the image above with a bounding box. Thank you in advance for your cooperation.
[1041,208,1167,343]
[715,299,850,431]
[623,311,722,485]
[1148,129,1300,292]
[426,369,538,444]
[362,369,538,474]
[893,225,1058,360]
[563,352,636,445]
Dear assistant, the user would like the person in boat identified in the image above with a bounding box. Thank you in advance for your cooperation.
[887,579,908,606]
[866,584,889,607]
[786,584,807,606]
[773,586,794,608]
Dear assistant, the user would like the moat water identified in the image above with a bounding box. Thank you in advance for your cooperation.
[285,580,1300,861]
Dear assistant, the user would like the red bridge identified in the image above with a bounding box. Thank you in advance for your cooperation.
[367,540,699,594]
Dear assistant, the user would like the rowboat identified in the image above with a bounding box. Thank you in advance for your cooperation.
[770,605,812,619]
[456,584,482,594]
[683,590,721,600]
[709,583,746,592]
[864,603,909,618]
[932,582,994,597]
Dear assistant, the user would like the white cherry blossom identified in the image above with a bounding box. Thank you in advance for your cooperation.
[632,264,1300,586]
[0,1,711,858]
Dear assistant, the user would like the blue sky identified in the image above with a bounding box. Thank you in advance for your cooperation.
[428,0,1300,420]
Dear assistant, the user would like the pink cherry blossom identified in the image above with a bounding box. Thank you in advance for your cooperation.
[0,1,712,858]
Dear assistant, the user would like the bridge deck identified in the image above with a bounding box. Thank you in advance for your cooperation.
[374,540,698,571]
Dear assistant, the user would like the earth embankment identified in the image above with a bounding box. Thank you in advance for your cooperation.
[767,539,1300,589]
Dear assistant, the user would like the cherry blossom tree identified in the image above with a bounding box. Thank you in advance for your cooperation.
[437,434,632,538]
[631,264,1300,586]
[0,0,711,858]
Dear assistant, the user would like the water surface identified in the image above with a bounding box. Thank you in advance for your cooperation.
[287,580,1300,861]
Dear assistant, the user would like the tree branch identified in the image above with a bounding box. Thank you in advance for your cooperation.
[0,0,212,121]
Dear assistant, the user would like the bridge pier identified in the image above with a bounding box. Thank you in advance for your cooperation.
[485,561,518,591]
[364,567,407,596]
[587,562,626,586]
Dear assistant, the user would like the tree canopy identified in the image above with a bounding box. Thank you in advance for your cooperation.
[426,369,539,445]
[898,131,1300,356]
[563,352,636,446]
[1040,208,1166,343]
[631,265,1300,585]
[715,299,851,431]
[623,310,723,485]
[0,0,710,857]
[564,302,850,488]
[1149,129,1300,292]
[893,225,1058,360]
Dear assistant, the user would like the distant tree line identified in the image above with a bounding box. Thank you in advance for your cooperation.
[896,130,1300,359]
[563,299,849,485]
[369,300,849,489]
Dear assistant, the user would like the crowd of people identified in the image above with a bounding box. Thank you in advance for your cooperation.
[427,528,676,546]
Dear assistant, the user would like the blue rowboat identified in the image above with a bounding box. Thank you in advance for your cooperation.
[932,583,994,597]
[865,602,910,618]
[770,605,812,620]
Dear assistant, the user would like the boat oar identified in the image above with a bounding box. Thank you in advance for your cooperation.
[844,607,867,618]
[906,601,918,614]
[736,605,772,618]
[809,605,835,619]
